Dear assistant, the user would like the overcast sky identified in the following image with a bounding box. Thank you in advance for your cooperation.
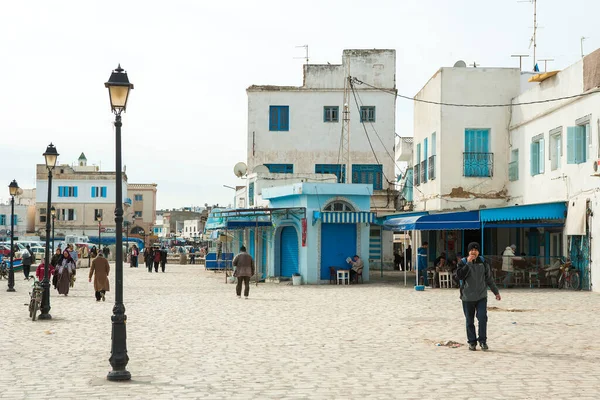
[1,0,598,209]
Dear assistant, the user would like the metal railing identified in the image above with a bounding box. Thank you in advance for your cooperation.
[463,152,493,177]
[414,163,420,186]
[420,160,427,183]
[508,161,518,181]
[428,155,436,180]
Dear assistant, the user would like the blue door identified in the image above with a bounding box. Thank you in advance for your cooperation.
[249,230,255,259]
[320,223,357,280]
[464,129,490,176]
[280,226,298,277]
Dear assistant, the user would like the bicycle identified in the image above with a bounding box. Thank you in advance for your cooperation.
[28,280,44,321]
[557,260,581,291]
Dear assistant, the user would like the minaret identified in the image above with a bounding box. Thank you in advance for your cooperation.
[78,152,87,167]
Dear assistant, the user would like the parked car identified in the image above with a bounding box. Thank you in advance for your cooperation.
[29,246,46,261]
[0,244,11,256]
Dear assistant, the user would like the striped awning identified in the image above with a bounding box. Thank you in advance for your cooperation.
[320,211,376,224]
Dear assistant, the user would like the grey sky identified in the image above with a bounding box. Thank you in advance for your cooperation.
[1,0,597,209]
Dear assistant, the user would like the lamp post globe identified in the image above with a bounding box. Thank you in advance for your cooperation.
[39,143,59,320]
[105,64,133,382]
[7,180,19,292]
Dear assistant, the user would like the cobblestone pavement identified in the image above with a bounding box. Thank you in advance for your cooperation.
[1,265,599,399]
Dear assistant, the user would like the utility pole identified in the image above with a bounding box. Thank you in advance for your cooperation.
[340,56,351,184]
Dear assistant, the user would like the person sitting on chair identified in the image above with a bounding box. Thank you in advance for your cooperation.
[348,255,364,283]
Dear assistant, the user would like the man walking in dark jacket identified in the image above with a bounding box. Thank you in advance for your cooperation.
[456,242,501,351]
[233,246,254,299]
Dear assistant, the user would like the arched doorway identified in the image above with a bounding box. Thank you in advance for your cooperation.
[280,226,298,277]
[131,226,145,235]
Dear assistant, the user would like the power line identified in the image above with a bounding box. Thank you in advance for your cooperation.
[351,77,599,108]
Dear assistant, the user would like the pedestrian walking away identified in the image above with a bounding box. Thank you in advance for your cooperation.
[89,252,110,301]
[405,245,412,271]
[22,245,33,280]
[455,242,501,351]
[233,246,254,299]
[160,247,167,272]
[153,247,161,272]
[144,246,153,272]
[56,249,76,296]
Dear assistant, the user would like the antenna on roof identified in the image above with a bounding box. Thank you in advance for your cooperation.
[538,58,554,72]
[581,37,589,58]
[511,54,529,71]
[294,45,309,65]
[519,0,538,70]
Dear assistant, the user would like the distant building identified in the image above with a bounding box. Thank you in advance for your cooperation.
[127,183,158,237]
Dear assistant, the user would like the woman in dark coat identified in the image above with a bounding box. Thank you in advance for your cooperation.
[56,249,76,296]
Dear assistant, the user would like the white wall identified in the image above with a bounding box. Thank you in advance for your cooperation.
[413,67,522,211]
[247,50,396,191]
[0,205,31,236]
[36,179,127,204]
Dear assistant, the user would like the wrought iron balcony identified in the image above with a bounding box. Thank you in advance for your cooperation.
[508,161,518,181]
[463,152,494,177]
[420,160,427,183]
[428,155,436,180]
[414,163,420,186]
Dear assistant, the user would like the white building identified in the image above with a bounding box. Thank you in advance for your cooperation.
[0,204,32,240]
[243,49,400,267]
[412,66,536,212]
[182,219,203,240]
[508,48,600,291]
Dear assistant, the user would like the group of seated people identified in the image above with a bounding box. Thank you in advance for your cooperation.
[426,251,460,288]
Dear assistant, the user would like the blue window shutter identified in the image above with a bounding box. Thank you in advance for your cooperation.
[281,106,289,130]
[0,215,5,225]
[539,139,545,173]
[431,132,436,155]
[416,143,421,164]
[91,187,95,198]
[58,186,63,197]
[567,127,576,164]
[74,186,78,197]
[269,106,277,131]
[423,138,428,180]
[101,187,107,197]
[530,142,538,175]
[576,125,585,163]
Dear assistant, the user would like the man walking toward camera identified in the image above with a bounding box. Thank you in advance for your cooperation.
[233,246,254,299]
[456,242,501,351]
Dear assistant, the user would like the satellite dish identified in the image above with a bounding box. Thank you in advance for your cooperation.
[453,60,467,68]
[253,165,269,174]
[233,162,248,178]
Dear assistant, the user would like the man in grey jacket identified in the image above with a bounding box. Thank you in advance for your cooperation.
[456,242,501,351]
[233,246,254,299]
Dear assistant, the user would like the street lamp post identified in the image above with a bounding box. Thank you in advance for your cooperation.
[50,206,56,254]
[97,215,102,251]
[7,180,19,292]
[105,64,133,381]
[39,143,58,320]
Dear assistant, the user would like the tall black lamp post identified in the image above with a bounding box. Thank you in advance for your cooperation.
[105,64,133,381]
[7,180,19,292]
[50,206,56,253]
[39,143,58,320]
[97,214,103,250]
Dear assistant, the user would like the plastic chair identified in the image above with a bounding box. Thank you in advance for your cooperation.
[439,272,451,288]
[329,267,337,285]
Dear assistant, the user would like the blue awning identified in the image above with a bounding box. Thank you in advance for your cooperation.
[416,210,480,230]
[384,210,480,230]
[383,215,422,230]
[480,202,567,223]
[318,211,376,224]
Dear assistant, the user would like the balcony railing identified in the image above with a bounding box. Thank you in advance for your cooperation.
[414,163,420,186]
[508,161,519,181]
[463,152,494,177]
[420,160,427,183]
[428,155,436,180]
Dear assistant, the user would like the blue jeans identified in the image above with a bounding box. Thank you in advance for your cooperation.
[462,298,488,344]
[418,269,429,286]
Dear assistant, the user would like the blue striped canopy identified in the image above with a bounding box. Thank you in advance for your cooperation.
[321,211,376,224]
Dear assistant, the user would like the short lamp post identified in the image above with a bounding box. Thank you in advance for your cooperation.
[97,214,103,251]
[39,143,59,320]
[105,64,133,381]
[7,180,19,292]
[50,206,56,253]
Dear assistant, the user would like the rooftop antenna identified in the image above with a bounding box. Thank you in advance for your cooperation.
[471,61,480,68]
[294,45,309,65]
[511,54,529,71]
[581,37,589,58]
[519,0,538,70]
[538,58,554,72]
